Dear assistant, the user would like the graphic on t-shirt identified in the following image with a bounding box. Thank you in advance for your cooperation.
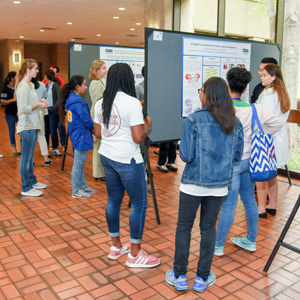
[98,104,121,137]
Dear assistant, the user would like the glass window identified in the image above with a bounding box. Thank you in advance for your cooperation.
[225,0,277,42]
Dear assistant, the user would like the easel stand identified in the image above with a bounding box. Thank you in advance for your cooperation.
[263,194,300,272]
[142,137,161,225]
[61,131,73,171]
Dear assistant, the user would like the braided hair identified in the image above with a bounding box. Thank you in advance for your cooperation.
[102,63,136,128]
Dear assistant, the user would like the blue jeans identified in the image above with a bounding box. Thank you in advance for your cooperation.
[72,149,89,193]
[100,155,148,244]
[18,130,39,192]
[44,112,59,149]
[216,158,258,246]
[5,114,18,147]
[174,192,225,279]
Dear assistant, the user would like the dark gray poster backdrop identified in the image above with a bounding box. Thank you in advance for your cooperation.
[68,42,144,108]
[144,28,281,143]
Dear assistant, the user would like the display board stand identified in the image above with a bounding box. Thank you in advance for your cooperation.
[61,131,73,171]
[263,194,300,272]
[141,137,160,225]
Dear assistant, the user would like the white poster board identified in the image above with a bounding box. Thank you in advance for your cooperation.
[182,38,251,117]
[99,46,144,85]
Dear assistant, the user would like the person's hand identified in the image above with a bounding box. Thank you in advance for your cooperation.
[39,99,47,109]
[145,115,152,129]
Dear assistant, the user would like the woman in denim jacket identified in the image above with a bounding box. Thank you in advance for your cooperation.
[166,77,244,293]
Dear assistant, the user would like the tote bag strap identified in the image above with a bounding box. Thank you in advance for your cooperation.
[251,104,264,134]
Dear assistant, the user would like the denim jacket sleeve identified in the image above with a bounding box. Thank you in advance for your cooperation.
[179,116,195,163]
[233,118,244,164]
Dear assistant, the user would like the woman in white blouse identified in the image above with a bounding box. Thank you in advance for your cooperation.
[256,63,291,218]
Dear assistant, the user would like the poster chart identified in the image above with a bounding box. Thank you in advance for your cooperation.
[99,46,144,85]
[182,37,251,117]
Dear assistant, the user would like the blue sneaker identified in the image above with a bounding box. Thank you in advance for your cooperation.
[230,236,256,252]
[214,245,224,256]
[166,270,188,290]
[193,270,216,292]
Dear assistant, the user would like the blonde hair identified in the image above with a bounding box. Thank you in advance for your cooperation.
[265,63,290,113]
[16,58,38,88]
[88,60,105,81]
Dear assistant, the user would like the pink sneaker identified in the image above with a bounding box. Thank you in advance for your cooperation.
[125,249,160,268]
[108,244,131,260]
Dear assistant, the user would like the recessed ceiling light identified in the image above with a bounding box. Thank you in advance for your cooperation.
[113,16,119,19]
[115,42,119,44]
[67,22,72,25]
[97,34,101,37]
[39,29,44,32]
[70,39,75,41]
[13,1,21,4]
[19,36,24,39]
[130,28,135,31]
[119,8,125,11]
[136,23,141,26]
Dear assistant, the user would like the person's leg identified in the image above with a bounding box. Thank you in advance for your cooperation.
[266,177,278,210]
[239,159,258,242]
[167,141,177,164]
[48,112,59,149]
[71,149,89,193]
[19,130,38,192]
[93,139,105,179]
[44,115,50,147]
[256,181,268,214]
[174,192,201,277]
[197,196,225,279]
[215,162,241,248]
[157,142,169,166]
[58,121,67,148]
[37,112,50,162]
[119,159,148,256]
[100,155,125,243]
[4,114,17,152]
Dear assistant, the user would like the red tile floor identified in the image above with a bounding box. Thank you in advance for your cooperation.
[0,109,300,299]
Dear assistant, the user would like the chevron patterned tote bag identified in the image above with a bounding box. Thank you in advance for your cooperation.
[249,104,277,182]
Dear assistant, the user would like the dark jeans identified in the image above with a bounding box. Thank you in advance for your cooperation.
[5,114,18,147]
[44,112,59,149]
[18,129,39,192]
[58,121,67,148]
[158,141,177,165]
[174,191,225,280]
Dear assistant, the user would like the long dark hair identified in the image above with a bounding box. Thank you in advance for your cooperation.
[264,64,290,113]
[45,69,61,86]
[3,71,17,87]
[203,77,237,134]
[59,75,85,122]
[31,77,40,89]
[102,63,136,128]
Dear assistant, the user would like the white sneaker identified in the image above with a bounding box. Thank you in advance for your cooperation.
[33,182,47,189]
[53,149,62,156]
[21,188,43,197]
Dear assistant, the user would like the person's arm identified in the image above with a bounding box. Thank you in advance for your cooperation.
[1,87,16,106]
[89,81,104,104]
[50,82,60,111]
[1,98,16,106]
[179,117,195,163]
[83,104,95,132]
[130,116,152,144]
[233,119,244,163]
[94,123,101,139]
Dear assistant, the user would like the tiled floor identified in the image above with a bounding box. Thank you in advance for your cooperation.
[0,109,300,300]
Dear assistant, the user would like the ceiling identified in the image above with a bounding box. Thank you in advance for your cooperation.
[0,0,145,47]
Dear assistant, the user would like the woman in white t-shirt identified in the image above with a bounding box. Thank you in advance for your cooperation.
[94,63,160,268]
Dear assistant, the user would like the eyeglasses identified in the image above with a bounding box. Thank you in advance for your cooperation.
[257,68,264,72]
[198,88,204,94]
[31,67,39,71]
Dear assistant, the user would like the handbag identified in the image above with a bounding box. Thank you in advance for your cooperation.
[249,104,278,182]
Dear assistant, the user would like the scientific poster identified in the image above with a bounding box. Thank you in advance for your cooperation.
[182,38,251,117]
[99,46,144,85]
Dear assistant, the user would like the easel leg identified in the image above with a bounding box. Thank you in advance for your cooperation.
[263,194,300,272]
